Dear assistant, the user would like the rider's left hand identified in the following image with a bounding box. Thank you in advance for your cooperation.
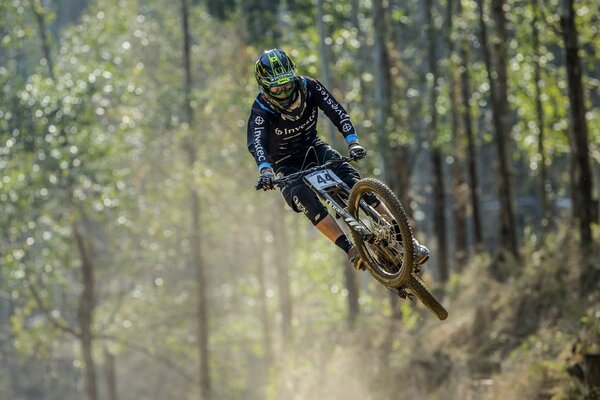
[257,168,275,191]
[348,142,367,160]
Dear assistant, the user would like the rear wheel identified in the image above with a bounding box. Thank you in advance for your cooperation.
[348,178,415,287]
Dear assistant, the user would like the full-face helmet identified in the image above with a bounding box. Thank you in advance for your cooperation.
[255,49,305,116]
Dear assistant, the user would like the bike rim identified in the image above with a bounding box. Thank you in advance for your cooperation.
[348,178,415,287]
[353,196,405,278]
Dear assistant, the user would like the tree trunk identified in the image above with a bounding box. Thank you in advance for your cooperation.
[491,0,519,259]
[181,1,211,398]
[30,0,55,80]
[426,0,449,282]
[320,0,362,325]
[272,203,293,344]
[258,251,274,368]
[316,0,337,145]
[491,0,518,259]
[389,146,413,220]
[374,0,405,315]
[104,348,118,400]
[1,299,22,398]
[73,219,98,400]
[458,0,483,251]
[585,354,600,396]
[350,0,371,114]
[531,0,549,231]
[373,0,392,181]
[560,0,594,255]
[389,0,415,221]
[343,262,360,328]
[477,0,518,259]
[445,0,468,268]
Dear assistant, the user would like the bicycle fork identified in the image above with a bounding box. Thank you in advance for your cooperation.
[320,191,374,241]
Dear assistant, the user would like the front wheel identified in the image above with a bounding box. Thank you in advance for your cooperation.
[348,178,415,287]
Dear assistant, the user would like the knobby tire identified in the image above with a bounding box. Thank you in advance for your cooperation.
[348,178,415,287]
[406,275,449,320]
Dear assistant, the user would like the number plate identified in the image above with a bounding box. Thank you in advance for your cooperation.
[304,169,344,191]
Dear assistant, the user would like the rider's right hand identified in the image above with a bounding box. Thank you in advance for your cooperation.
[257,168,275,191]
[348,142,367,160]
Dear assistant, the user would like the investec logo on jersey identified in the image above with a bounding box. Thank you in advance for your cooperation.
[253,115,266,162]
[315,83,350,124]
[275,108,317,136]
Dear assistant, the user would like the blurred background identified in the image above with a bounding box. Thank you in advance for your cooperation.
[0,0,598,399]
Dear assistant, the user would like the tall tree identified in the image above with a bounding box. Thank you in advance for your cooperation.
[560,0,594,256]
[342,259,361,327]
[73,215,99,400]
[25,4,99,399]
[241,0,282,46]
[104,348,118,400]
[180,0,211,398]
[445,0,469,267]
[257,248,274,368]
[373,0,392,178]
[531,0,550,231]
[457,0,483,251]
[316,0,337,145]
[316,0,360,323]
[272,203,293,344]
[426,0,449,282]
[349,0,371,113]
[373,0,405,314]
[30,0,54,80]
[476,0,518,260]
[388,0,415,220]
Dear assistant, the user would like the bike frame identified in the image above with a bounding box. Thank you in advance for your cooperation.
[263,158,449,320]
[269,156,377,241]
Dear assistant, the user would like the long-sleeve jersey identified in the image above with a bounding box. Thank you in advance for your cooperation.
[247,76,358,172]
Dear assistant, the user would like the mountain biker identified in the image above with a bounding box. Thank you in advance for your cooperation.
[247,48,429,270]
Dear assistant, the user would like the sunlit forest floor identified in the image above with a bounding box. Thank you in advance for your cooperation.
[263,230,599,400]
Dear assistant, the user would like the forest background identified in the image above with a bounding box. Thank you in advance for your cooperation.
[0,0,598,399]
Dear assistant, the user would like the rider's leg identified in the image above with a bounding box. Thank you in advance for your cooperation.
[314,214,364,269]
[281,179,359,263]
[314,214,347,245]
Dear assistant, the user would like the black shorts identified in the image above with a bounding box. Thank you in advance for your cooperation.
[273,142,361,225]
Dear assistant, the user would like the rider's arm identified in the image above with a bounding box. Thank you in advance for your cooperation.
[307,77,359,146]
[247,101,273,172]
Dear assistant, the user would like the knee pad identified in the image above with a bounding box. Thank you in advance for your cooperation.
[283,184,328,225]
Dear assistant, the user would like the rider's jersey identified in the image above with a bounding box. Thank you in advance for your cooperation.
[247,76,358,171]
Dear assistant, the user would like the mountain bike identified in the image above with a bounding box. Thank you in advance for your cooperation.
[258,155,448,320]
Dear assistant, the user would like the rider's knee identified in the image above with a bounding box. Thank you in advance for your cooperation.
[283,185,328,225]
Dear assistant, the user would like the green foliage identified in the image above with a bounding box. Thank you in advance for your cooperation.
[0,0,598,399]
[202,0,236,20]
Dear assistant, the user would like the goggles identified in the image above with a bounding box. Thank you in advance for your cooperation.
[268,81,296,99]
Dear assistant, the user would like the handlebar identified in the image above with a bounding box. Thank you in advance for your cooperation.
[255,155,359,191]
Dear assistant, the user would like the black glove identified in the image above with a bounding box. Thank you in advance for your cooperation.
[348,142,367,160]
[257,168,275,191]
